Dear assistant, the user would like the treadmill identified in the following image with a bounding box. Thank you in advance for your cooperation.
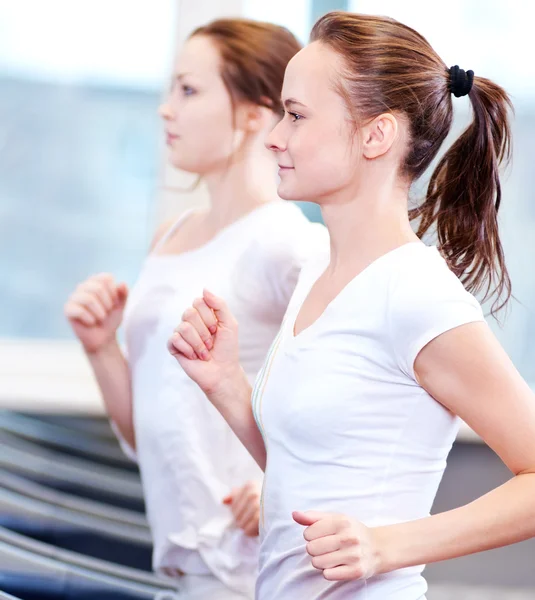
[0,526,179,600]
[0,412,136,472]
[0,433,144,512]
[0,469,148,530]
[0,486,152,571]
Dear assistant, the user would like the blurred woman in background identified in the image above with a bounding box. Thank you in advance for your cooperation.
[65,18,326,600]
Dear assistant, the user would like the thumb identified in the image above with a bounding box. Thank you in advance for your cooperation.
[203,289,233,327]
[292,510,325,526]
[116,282,129,304]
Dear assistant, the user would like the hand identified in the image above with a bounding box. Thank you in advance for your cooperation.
[64,274,128,354]
[167,289,242,396]
[223,481,261,537]
[293,511,380,582]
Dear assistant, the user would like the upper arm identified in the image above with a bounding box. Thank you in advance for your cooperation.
[415,322,535,476]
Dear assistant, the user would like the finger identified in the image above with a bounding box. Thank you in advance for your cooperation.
[230,488,252,523]
[182,307,213,350]
[92,273,123,305]
[203,289,235,328]
[241,510,260,537]
[222,494,232,505]
[93,272,115,287]
[65,303,97,326]
[84,280,114,311]
[292,510,327,528]
[235,501,260,532]
[175,322,210,361]
[311,549,353,571]
[234,482,260,515]
[323,564,364,581]
[70,291,107,322]
[168,332,196,360]
[116,282,129,305]
[193,297,217,334]
[306,534,342,557]
[302,518,340,542]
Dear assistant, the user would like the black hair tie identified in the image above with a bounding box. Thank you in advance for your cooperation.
[449,65,474,98]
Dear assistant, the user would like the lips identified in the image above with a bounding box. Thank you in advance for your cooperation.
[166,132,179,143]
[278,164,293,169]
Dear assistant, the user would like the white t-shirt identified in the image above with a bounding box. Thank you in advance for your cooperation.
[119,201,328,597]
[252,242,485,600]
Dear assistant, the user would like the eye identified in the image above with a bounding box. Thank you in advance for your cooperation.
[182,85,196,96]
[288,111,303,122]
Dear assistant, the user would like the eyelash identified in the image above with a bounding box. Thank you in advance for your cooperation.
[287,111,303,122]
[182,85,196,96]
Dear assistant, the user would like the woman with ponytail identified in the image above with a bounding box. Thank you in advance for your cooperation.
[168,11,535,600]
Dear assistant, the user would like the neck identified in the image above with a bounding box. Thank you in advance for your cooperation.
[321,172,418,277]
[202,145,279,229]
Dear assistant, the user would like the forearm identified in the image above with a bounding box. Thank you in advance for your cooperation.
[86,340,135,450]
[208,368,267,470]
[376,472,535,574]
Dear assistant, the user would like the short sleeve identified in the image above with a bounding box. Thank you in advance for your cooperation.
[233,210,329,321]
[389,249,485,381]
[261,221,328,311]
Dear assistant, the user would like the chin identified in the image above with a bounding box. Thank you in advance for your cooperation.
[276,183,302,201]
[168,155,202,174]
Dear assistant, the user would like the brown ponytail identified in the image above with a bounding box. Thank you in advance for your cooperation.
[311,12,514,315]
[411,76,513,314]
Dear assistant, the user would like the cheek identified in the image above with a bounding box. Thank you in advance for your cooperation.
[281,127,354,198]
[169,98,235,172]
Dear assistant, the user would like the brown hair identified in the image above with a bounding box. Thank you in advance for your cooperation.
[191,18,302,116]
[311,12,513,314]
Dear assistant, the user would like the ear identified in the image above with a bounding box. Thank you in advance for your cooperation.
[235,101,274,134]
[361,113,398,159]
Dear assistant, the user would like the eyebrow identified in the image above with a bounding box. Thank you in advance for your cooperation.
[175,73,192,81]
[283,98,307,110]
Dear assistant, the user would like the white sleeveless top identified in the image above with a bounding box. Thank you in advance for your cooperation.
[120,201,328,596]
[252,242,485,600]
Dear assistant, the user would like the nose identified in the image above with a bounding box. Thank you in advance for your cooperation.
[265,117,287,153]
[158,100,174,121]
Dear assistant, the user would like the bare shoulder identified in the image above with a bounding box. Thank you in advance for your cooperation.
[149,218,177,252]
[148,209,207,254]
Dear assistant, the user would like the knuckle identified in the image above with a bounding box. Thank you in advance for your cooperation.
[179,321,192,334]
[352,565,364,579]
[193,297,204,309]
[182,307,195,321]
[341,533,359,547]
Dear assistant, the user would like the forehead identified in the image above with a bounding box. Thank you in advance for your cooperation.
[175,35,222,78]
[282,41,344,106]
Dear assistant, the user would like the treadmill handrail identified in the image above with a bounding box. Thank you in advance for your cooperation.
[0,468,148,528]
[0,436,143,499]
[0,412,129,464]
[0,487,152,544]
[0,526,177,590]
